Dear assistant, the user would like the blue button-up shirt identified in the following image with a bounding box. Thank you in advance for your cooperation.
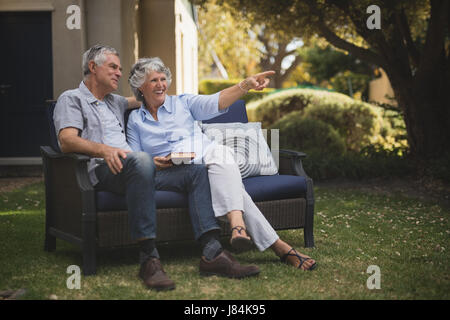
[126,92,226,163]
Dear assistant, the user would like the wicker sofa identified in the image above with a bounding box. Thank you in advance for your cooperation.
[41,100,315,275]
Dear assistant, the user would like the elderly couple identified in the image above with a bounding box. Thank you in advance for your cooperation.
[54,44,316,291]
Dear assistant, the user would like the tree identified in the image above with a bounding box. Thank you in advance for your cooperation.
[197,0,303,87]
[296,43,375,99]
[196,0,261,79]
[254,25,303,88]
[194,0,450,160]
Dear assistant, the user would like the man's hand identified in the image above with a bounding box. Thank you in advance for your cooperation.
[99,145,131,175]
[153,155,173,170]
[59,127,130,175]
[126,96,141,109]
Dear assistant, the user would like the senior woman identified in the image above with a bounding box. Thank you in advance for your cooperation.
[126,57,316,270]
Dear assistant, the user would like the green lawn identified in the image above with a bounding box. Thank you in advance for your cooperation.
[0,181,448,300]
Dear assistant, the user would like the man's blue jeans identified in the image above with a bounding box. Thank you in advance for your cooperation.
[94,152,220,241]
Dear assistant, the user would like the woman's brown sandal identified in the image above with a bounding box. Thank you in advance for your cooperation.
[280,248,317,271]
[230,226,253,253]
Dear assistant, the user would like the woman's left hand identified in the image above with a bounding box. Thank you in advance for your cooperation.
[243,71,276,91]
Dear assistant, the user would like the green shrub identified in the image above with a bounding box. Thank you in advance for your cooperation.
[248,88,405,153]
[198,79,273,103]
[247,88,359,127]
[242,90,273,103]
[249,87,413,180]
[302,102,382,152]
[248,92,312,128]
[271,112,346,156]
[199,79,241,94]
[301,150,414,181]
[330,70,371,100]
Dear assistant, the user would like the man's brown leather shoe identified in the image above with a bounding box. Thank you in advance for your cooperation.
[199,250,260,278]
[139,258,176,291]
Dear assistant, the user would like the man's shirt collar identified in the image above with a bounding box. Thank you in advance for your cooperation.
[79,81,113,105]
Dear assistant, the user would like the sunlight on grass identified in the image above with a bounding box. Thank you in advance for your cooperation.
[0,181,448,300]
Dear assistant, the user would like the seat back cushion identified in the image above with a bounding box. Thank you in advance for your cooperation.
[202,99,248,124]
[45,101,61,152]
[201,121,278,179]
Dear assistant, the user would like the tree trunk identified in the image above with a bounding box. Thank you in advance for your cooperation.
[387,68,450,159]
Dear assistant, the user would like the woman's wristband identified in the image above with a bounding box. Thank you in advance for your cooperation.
[238,79,250,93]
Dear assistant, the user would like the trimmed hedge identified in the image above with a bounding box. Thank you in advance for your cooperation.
[302,102,379,152]
[273,112,346,156]
[249,88,407,153]
[199,78,241,94]
[249,88,410,180]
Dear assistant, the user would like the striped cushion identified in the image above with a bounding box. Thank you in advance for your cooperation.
[201,122,278,178]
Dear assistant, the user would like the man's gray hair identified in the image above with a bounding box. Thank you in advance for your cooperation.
[82,44,119,77]
[128,57,172,102]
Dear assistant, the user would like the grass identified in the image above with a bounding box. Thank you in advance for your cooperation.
[0,180,449,300]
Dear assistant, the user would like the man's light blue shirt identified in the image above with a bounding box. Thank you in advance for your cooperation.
[127,92,226,163]
[96,99,131,151]
[53,81,129,185]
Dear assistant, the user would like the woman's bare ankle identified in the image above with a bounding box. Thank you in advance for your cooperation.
[227,211,250,239]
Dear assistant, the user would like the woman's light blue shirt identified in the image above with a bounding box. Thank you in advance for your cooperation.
[126,92,226,163]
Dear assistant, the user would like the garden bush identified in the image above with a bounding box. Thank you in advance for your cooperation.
[250,88,411,180]
[247,88,355,127]
[271,109,413,181]
[272,112,346,156]
[199,78,241,94]
[302,102,382,152]
[248,88,406,153]
[330,70,371,100]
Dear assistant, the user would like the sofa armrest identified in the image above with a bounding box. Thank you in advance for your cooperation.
[279,149,307,159]
[278,149,309,177]
[278,149,315,246]
[40,146,94,191]
[40,145,97,249]
[40,145,90,162]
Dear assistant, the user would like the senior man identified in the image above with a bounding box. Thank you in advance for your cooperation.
[53,44,260,291]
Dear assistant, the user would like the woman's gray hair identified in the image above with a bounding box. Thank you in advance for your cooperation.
[82,44,119,77]
[128,57,172,101]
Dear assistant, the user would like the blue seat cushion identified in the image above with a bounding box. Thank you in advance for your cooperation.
[243,175,307,202]
[96,174,307,211]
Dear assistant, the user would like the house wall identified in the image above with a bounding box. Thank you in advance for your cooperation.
[0,0,198,97]
[138,0,198,95]
[139,0,177,95]
[84,0,138,97]
[0,0,198,164]
[0,0,86,98]
[175,0,198,94]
